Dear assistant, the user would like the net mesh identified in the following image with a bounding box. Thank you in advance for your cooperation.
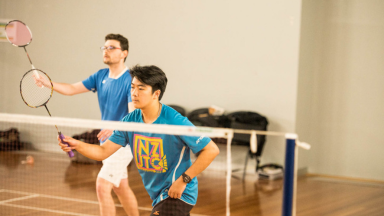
[0,113,302,216]
[0,113,234,216]
[20,70,52,107]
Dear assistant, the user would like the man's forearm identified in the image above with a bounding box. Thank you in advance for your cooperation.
[184,142,220,179]
[52,81,89,96]
[76,141,109,161]
[52,82,76,95]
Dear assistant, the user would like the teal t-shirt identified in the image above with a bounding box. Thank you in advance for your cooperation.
[109,104,211,206]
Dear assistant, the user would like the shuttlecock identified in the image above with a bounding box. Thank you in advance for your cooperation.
[21,155,34,165]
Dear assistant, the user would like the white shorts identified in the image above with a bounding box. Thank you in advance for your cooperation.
[97,144,133,187]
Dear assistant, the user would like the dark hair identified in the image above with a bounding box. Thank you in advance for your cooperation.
[105,34,129,62]
[130,65,168,100]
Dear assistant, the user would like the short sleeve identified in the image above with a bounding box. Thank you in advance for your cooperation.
[109,130,128,147]
[82,72,98,92]
[177,117,211,154]
[108,115,130,147]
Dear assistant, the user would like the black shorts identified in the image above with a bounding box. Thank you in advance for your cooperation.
[150,198,194,216]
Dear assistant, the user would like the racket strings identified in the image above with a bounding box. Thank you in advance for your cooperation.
[20,70,53,107]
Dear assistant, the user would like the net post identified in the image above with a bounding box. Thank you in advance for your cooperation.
[226,130,234,216]
[282,133,297,216]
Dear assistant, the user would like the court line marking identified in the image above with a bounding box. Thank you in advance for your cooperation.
[0,189,210,216]
[1,189,152,211]
[0,203,96,216]
[0,194,39,204]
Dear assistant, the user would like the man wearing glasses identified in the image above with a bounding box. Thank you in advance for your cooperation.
[39,34,139,216]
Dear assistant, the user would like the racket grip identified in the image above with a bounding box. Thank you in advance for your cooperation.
[32,65,40,78]
[59,133,74,158]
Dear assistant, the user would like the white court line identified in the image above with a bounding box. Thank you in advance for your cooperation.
[0,203,96,216]
[0,194,39,204]
[1,189,152,211]
[0,189,211,216]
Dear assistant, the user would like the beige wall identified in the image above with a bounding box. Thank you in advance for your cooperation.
[2,0,382,182]
[0,1,303,166]
[297,0,384,181]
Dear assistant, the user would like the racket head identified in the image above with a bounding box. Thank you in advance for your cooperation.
[5,20,33,47]
[20,69,53,108]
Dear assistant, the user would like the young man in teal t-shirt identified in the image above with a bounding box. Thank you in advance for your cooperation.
[59,65,220,216]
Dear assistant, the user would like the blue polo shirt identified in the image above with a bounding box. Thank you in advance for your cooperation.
[82,68,132,121]
[109,104,212,206]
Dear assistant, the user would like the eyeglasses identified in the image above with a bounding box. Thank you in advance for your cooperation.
[100,46,121,51]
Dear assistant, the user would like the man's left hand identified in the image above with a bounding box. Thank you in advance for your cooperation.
[168,177,187,199]
[97,129,113,142]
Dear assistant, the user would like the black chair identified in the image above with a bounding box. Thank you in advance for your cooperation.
[227,111,268,179]
[168,105,187,117]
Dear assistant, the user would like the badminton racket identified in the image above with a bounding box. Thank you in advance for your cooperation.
[5,20,37,71]
[20,68,74,157]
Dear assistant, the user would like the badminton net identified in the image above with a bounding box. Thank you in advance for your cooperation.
[0,113,308,216]
[0,113,234,216]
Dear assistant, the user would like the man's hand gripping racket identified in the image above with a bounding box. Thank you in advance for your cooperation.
[58,135,79,153]
[32,69,51,88]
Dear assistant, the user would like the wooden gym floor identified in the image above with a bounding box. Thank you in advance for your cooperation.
[1,151,384,216]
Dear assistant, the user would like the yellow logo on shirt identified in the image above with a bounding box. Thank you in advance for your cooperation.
[134,134,168,173]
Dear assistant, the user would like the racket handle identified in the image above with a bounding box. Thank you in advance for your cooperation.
[32,65,40,78]
[59,133,74,158]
